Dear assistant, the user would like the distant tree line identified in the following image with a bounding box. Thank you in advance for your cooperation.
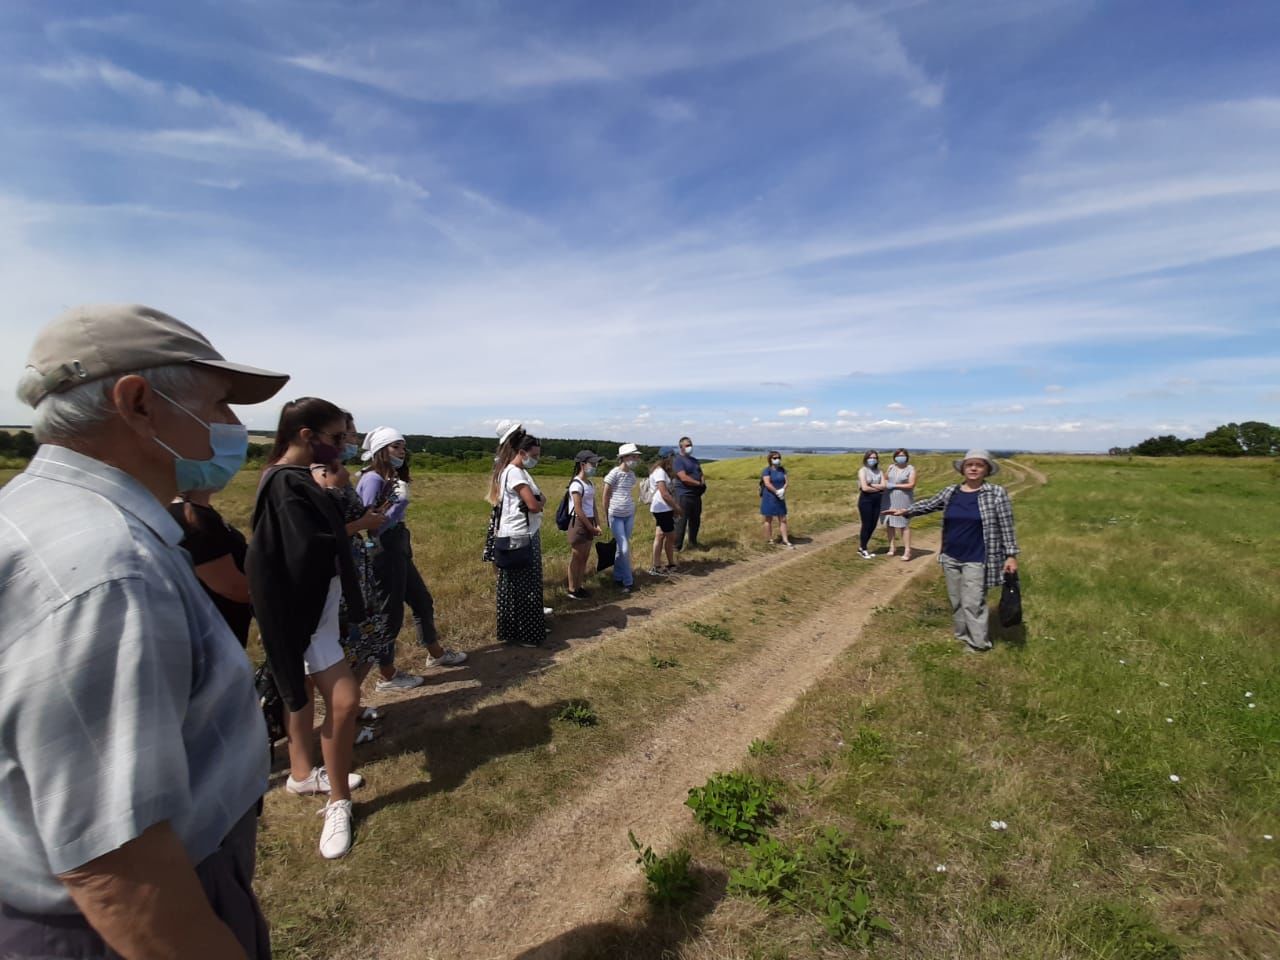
[0,430,38,461]
[1112,421,1280,457]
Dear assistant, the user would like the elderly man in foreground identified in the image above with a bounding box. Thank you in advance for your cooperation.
[0,305,288,959]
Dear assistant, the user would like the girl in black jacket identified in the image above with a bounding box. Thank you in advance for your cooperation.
[247,397,368,860]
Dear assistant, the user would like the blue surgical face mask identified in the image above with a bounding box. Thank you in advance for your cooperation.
[152,389,248,493]
[523,455,539,469]
[682,445,693,456]
[389,455,405,469]
[771,458,782,466]
[343,442,360,461]
[894,455,908,465]
[866,458,879,467]
[584,464,596,477]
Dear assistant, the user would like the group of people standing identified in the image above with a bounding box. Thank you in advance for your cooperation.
[0,302,1020,960]
[486,426,711,644]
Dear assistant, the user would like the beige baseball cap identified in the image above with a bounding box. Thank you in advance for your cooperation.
[19,304,290,407]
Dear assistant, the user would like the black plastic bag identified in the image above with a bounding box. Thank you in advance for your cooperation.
[999,571,1023,627]
[595,538,617,572]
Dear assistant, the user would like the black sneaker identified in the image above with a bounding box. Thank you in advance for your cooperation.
[567,589,591,600]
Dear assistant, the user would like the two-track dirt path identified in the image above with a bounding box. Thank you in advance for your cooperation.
[362,463,1042,960]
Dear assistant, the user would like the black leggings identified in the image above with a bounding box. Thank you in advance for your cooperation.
[857,492,882,551]
[373,524,438,663]
[674,492,703,549]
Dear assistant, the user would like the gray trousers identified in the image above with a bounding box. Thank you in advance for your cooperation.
[940,554,990,650]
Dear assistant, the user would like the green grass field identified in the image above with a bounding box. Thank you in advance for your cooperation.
[1,453,1276,958]
[671,456,1279,959]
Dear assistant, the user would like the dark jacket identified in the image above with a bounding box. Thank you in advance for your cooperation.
[246,465,365,710]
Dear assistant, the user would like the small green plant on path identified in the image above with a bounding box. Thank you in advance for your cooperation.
[748,738,777,757]
[649,655,679,669]
[628,831,698,907]
[686,771,778,841]
[555,700,598,726]
[687,620,733,643]
[729,828,891,947]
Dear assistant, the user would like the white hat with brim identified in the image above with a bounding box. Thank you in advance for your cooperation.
[496,419,522,446]
[617,442,641,459]
[361,426,405,461]
[953,449,999,476]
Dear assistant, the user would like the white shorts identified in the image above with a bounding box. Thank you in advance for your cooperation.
[303,576,346,676]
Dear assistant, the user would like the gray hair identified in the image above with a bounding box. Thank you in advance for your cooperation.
[17,364,210,445]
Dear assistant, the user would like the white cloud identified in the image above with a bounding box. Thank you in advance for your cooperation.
[886,402,908,411]
[1044,384,1065,393]
[778,406,811,417]
[836,409,860,418]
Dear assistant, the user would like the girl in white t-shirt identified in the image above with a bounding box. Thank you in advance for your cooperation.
[566,451,603,600]
[648,449,684,576]
[486,423,547,647]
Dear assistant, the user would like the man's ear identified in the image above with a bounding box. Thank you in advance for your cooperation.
[110,375,157,438]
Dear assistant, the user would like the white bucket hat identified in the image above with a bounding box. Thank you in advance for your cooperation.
[953,448,999,476]
[361,426,405,461]
[495,419,522,446]
[617,442,641,459]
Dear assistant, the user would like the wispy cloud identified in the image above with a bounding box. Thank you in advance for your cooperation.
[778,406,811,418]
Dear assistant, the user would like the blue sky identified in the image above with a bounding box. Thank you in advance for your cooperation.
[1,0,1277,451]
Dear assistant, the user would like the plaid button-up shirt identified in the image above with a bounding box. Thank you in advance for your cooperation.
[904,481,1019,590]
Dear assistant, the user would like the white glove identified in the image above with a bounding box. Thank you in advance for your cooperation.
[776,486,786,499]
[393,479,411,504]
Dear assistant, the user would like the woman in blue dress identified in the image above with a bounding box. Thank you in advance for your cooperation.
[760,451,794,548]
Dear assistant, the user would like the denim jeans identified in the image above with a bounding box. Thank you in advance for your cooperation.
[609,512,635,587]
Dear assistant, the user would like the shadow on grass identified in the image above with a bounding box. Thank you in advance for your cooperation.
[354,697,581,817]
[510,865,729,960]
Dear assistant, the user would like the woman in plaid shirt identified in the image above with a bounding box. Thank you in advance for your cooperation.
[884,449,1018,652]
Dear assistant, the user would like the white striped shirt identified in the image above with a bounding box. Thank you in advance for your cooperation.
[0,446,267,913]
[601,466,636,517]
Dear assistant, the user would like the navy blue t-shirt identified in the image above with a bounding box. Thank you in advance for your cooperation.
[672,454,703,496]
[942,489,985,563]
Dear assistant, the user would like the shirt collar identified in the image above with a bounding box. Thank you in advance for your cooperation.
[24,445,186,547]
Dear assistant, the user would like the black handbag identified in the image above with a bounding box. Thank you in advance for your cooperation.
[595,538,617,572]
[493,536,534,569]
[998,571,1023,627]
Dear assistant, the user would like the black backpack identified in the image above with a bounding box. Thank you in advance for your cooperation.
[555,479,581,531]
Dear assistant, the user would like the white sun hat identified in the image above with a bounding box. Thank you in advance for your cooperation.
[617,442,641,459]
[495,419,523,446]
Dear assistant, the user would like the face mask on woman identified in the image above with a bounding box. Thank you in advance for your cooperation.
[584,464,596,477]
[523,455,539,470]
[894,455,907,465]
[771,458,782,466]
[866,457,878,468]
[389,455,405,469]
[343,442,359,462]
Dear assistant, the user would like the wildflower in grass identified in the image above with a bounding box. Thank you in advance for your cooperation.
[1165,717,1173,723]
[989,820,1008,831]
[1245,691,1254,698]
[935,864,948,873]
[1264,835,1274,841]
[1118,659,1126,665]
[1158,681,1170,687]
[1248,703,1257,709]
[1169,774,1181,783]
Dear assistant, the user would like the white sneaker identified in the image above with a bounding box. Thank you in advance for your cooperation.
[286,766,365,795]
[859,549,875,560]
[318,799,353,859]
[543,606,554,615]
[425,649,467,668]
[375,670,425,692]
